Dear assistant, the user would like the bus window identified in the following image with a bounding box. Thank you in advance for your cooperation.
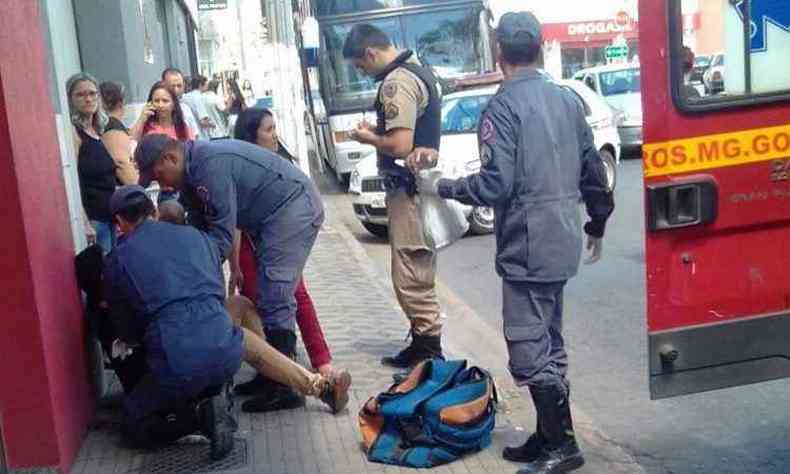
[672,0,790,110]
[318,0,435,17]
[403,9,483,79]
[320,18,404,113]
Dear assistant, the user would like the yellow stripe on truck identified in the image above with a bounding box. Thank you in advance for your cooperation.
[643,124,790,178]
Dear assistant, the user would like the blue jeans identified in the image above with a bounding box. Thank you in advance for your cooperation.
[91,220,116,255]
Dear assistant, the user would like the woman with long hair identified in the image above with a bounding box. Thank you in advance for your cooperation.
[99,81,139,185]
[230,107,336,413]
[131,81,195,142]
[66,72,117,253]
[226,78,246,133]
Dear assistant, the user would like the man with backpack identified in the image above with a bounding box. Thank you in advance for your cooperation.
[412,12,615,474]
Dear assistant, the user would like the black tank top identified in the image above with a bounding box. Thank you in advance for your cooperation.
[77,127,116,222]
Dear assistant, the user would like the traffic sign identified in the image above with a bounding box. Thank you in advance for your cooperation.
[606,45,629,59]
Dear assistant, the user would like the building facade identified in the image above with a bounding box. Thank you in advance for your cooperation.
[0,1,200,471]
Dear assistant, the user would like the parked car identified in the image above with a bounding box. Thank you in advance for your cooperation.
[574,64,642,152]
[703,53,725,95]
[349,80,619,238]
[690,54,712,83]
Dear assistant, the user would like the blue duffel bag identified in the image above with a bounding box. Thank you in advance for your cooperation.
[359,359,497,468]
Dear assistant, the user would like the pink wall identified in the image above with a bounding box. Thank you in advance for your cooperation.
[0,2,95,472]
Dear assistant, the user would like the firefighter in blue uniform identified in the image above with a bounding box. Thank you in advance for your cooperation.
[414,12,614,474]
[103,185,241,460]
[133,135,324,369]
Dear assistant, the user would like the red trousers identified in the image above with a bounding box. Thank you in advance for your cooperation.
[239,233,331,369]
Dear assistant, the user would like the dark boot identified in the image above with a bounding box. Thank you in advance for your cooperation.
[517,383,584,474]
[233,374,270,396]
[381,333,444,369]
[503,420,544,463]
[241,385,305,413]
[122,403,201,450]
[198,392,237,461]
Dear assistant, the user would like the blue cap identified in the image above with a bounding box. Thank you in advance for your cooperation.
[496,11,542,49]
[134,134,173,187]
[110,185,150,216]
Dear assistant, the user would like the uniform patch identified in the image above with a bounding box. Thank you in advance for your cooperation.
[480,117,495,144]
[385,103,400,121]
[196,185,211,214]
[480,144,493,166]
[382,82,398,99]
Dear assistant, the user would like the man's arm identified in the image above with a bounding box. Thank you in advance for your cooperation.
[436,98,517,207]
[103,253,146,344]
[351,75,419,157]
[576,103,614,239]
[191,158,238,259]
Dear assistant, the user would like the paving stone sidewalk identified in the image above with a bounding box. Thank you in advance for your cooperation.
[70,203,642,474]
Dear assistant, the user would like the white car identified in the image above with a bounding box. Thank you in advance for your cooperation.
[349,81,619,238]
[703,53,724,95]
[573,64,642,151]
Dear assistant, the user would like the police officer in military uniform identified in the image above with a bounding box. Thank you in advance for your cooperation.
[134,134,324,371]
[104,185,241,460]
[343,23,445,368]
[414,12,614,474]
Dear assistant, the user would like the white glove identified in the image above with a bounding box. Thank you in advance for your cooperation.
[584,236,603,265]
[111,339,134,361]
[417,169,443,196]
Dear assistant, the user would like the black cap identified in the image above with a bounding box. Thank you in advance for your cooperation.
[134,134,173,187]
[496,11,542,49]
[110,185,150,216]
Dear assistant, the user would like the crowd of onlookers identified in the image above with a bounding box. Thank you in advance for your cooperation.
[66,68,254,253]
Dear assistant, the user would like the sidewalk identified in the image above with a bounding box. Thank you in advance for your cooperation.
[71,200,643,474]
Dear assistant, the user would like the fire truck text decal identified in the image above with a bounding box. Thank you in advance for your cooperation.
[643,125,790,178]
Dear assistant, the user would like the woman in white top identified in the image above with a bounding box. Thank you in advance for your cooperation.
[202,79,230,138]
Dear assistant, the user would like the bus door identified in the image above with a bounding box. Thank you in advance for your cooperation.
[640,0,790,399]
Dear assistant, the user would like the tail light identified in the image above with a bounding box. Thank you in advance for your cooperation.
[713,71,722,81]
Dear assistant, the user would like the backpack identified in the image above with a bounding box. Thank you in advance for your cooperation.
[359,359,497,468]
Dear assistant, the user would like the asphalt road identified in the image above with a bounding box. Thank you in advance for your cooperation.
[314,156,790,474]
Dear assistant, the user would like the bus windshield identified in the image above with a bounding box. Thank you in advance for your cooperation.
[320,7,485,114]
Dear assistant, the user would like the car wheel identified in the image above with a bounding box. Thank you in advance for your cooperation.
[600,148,617,192]
[469,206,495,235]
[362,222,389,239]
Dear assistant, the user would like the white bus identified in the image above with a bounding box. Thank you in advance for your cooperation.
[312,0,494,185]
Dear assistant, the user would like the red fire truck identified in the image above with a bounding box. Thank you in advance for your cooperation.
[640,0,790,399]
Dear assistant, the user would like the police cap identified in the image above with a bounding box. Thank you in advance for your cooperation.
[110,185,150,216]
[134,133,173,187]
[496,11,542,49]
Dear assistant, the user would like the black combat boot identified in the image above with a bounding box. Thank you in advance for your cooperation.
[240,328,305,412]
[198,390,238,461]
[382,332,444,369]
[517,383,584,474]
[122,402,202,450]
[503,419,544,463]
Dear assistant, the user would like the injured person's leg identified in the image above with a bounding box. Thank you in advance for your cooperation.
[225,295,351,414]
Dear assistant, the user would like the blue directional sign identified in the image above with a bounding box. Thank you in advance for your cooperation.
[735,0,790,52]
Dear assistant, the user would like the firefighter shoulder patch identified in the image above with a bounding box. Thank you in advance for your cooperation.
[385,103,400,121]
[480,117,495,144]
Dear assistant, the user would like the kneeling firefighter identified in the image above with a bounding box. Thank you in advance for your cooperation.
[103,185,241,460]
